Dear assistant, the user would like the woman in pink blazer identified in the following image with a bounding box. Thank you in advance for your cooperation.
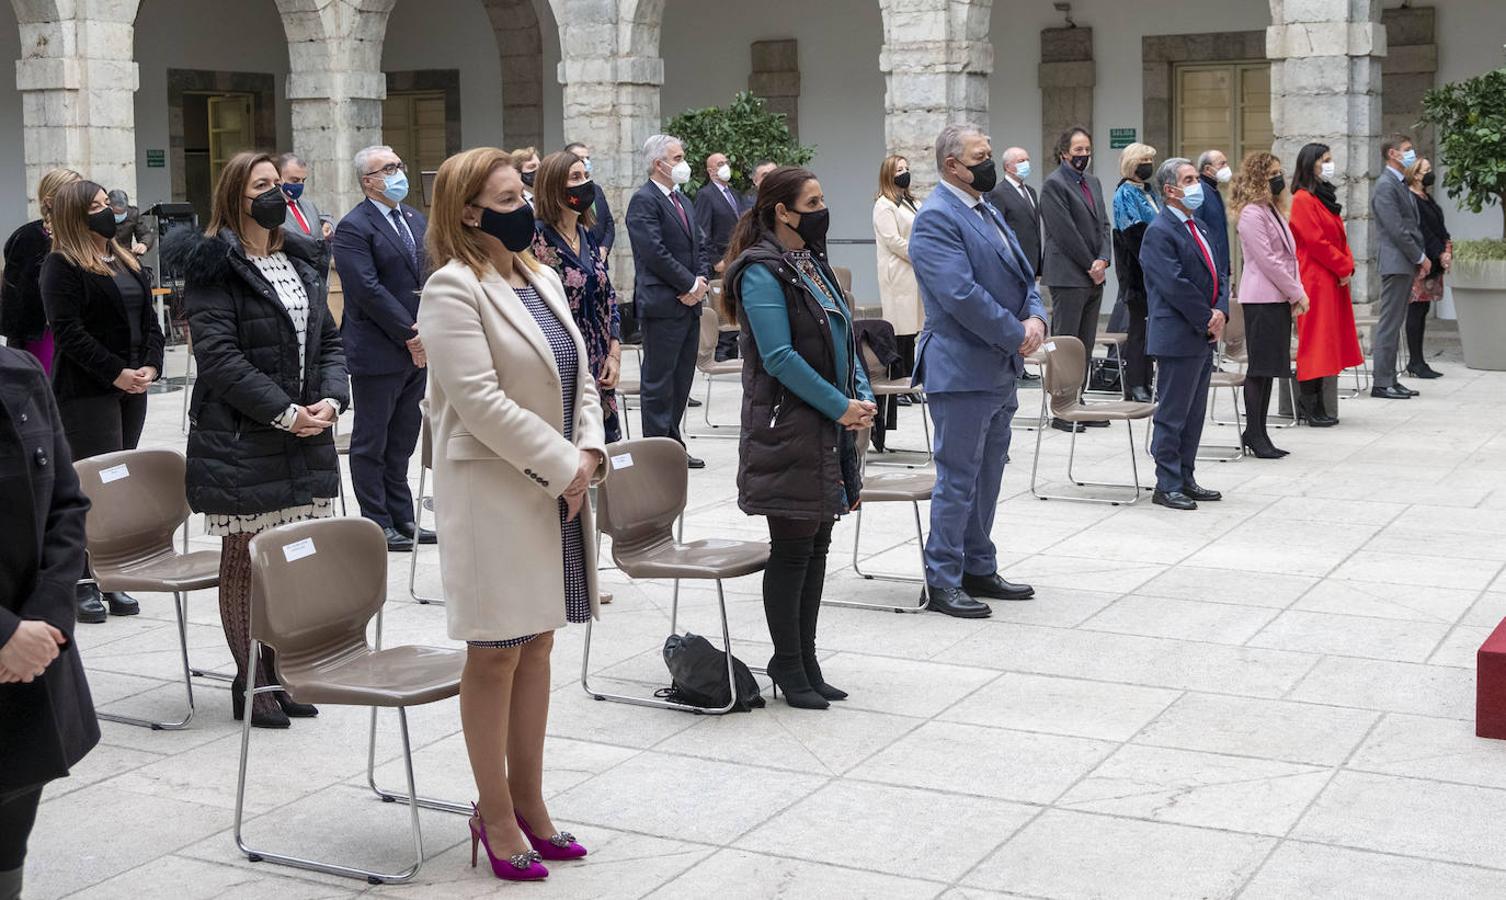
[1232,151,1308,459]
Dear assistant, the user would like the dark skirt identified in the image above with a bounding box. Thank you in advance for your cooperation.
[1242,302,1294,378]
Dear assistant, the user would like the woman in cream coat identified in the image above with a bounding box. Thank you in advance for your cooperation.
[419,147,606,881]
[872,155,921,379]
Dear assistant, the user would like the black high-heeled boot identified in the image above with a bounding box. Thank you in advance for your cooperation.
[259,647,318,717]
[1242,377,1286,458]
[762,526,829,710]
[798,523,845,701]
[765,655,829,710]
[231,674,291,729]
[1297,378,1338,427]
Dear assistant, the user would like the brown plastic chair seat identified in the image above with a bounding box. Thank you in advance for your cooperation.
[96,549,221,593]
[1211,370,1246,388]
[1025,348,1047,366]
[279,644,463,708]
[870,376,919,396]
[1056,399,1156,422]
[616,537,769,581]
[702,360,741,376]
[861,471,935,502]
[1098,331,1128,346]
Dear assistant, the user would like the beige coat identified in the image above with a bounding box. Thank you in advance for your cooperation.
[873,195,922,335]
[419,258,608,642]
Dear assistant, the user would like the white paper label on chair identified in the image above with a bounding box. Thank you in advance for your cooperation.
[611,453,634,470]
[282,537,317,562]
[99,464,130,483]
[1044,341,1057,352]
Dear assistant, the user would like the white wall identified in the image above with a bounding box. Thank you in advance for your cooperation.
[0,4,26,234]
[384,0,503,149]
[1430,0,1506,243]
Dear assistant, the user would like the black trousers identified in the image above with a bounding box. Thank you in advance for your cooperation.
[1405,301,1430,368]
[350,366,426,529]
[763,517,836,665]
[58,392,148,461]
[0,784,43,871]
[639,313,700,444]
[879,333,918,436]
[1049,284,1104,386]
[1122,303,1151,395]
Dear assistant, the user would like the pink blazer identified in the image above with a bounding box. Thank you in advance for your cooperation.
[1235,203,1304,305]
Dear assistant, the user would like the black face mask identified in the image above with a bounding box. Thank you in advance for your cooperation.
[248,187,288,229]
[788,207,830,247]
[1070,154,1091,173]
[1422,171,1436,188]
[87,208,119,240]
[964,159,998,194]
[477,204,536,252]
[565,181,597,212]
[521,171,536,188]
[1134,162,1155,182]
[893,171,912,190]
[1268,174,1286,198]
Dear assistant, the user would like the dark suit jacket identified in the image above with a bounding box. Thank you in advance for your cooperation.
[0,346,97,790]
[115,206,157,253]
[39,253,165,401]
[625,181,705,320]
[332,199,428,376]
[693,181,744,273]
[1193,175,1232,277]
[1040,162,1111,288]
[1140,207,1230,358]
[987,177,1043,275]
[589,184,616,253]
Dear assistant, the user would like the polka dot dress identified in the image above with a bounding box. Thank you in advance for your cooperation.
[468,285,591,648]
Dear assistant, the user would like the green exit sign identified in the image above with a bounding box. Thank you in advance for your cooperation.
[1109,128,1137,149]
[145,149,165,168]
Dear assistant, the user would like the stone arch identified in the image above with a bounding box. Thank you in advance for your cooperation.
[482,0,543,149]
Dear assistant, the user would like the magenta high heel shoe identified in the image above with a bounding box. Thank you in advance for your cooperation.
[517,812,589,860]
[470,803,549,881]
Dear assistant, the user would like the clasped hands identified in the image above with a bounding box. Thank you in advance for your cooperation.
[0,620,66,684]
[838,400,879,432]
[406,324,427,368]
[678,276,710,307]
[291,400,338,438]
[1088,259,1108,286]
[112,366,157,394]
[562,448,605,522]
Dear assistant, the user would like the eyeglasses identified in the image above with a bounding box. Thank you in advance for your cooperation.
[364,161,406,178]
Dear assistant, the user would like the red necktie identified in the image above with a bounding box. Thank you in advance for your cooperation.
[1078,178,1094,210]
[668,190,690,233]
[288,201,311,235]
[1186,219,1219,305]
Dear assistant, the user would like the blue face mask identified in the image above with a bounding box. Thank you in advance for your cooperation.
[282,182,305,201]
[1400,148,1417,169]
[1180,180,1205,211]
[112,211,128,224]
[1014,161,1032,181]
[582,157,593,175]
[382,171,409,204]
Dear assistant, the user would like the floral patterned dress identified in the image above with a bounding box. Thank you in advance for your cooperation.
[531,221,622,442]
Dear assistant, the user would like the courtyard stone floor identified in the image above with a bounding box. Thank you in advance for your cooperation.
[25,342,1506,899]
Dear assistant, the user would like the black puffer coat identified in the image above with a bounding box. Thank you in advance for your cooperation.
[1,220,51,345]
[160,227,348,516]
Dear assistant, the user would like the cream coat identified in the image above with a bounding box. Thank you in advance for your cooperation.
[873,195,922,335]
[419,258,608,642]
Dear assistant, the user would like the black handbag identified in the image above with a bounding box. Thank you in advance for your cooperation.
[657,632,765,712]
[1088,356,1123,393]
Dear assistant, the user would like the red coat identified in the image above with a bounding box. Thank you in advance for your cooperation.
[1288,189,1364,379]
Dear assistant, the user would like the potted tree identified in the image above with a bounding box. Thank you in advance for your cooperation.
[1422,65,1506,369]
[666,91,814,201]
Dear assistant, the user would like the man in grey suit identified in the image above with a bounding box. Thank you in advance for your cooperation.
[1040,126,1111,431]
[275,152,336,240]
[987,146,1042,275]
[1370,133,1428,400]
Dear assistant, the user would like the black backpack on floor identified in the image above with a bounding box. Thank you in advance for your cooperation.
[657,632,765,712]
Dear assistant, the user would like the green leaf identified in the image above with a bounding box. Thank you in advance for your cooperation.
[665,91,817,199]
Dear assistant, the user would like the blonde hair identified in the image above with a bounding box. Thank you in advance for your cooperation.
[205,151,285,254]
[1405,157,1431,189]
[1118,143,1157,180]
[1230,150,1285,216]
[510,147,540,171]
[533,150,596,232]
[38,168,82,231]
[50,180,139,276]
[876,155,916,207]
[426,147,539,279]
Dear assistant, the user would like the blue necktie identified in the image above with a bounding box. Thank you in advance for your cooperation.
[390,207,416,268]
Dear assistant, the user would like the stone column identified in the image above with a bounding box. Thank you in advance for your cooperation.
[1267,0,1386,304]
[554,0,666,294]
[1039,26,1093,172]
[15,0,141,216]
[879,0,993,197]
[749,39,800,140]
[279,0,395,219]
[484,0,545,150]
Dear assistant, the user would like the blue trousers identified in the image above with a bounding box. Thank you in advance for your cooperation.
[1150,351,1214,493]
[924,385,1018,588]
[350,366,425,529]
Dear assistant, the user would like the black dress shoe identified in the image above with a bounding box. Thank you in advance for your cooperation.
[1128,386,1154,403]
[1020,370,1041,382]
[76,582,107,624]
[104,591,141,616]
[1182,481,1222,502]
[383,526,415,552]
[397,523,437,545]
[1081,419,1111,428]
[1371,385,1412,400]
[1396,381,1420,397]
[896,394,913,407]
[687,397,703,407]
[961,572,1035,601]
[1407,363,1443,379]
[923,585,992,618]
[686,455,706,470]
[1152,489,1198,510]
[1051,418,1085,434]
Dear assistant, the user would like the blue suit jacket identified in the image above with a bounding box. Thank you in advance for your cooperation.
[909,185,1047,393]
[625,181,706,320]
[332,199,428,376]
[1140,206,1230,358]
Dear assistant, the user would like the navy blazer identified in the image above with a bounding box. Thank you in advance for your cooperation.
[588,183,616,253]
[909,185,1047,393]
[693,181,744,272]
[625,181,705,320]
[1192,176,1232,277]
[332,198,428,376]
[1140,206,1231,358]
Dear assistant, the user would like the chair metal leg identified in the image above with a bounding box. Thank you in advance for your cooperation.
[98,591,195,730]
[1033,419,1149,505]
[407,465,443,605]
[1197,385,1247,462]
[867,392,935,468]
[834,501,928,611]
[365,707,469,814]
[580,579,739,715]
[686,374,739,438]
[1268,377,1299,429]
[180,345,193,436]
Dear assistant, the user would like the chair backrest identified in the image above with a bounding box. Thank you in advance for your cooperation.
[74,448,191,574]
[596,437,688,561]
[248,517,387,668]
[832,266,853,298]
[1225,297,1247,349]
[696,302,722,370]
[1041,336,1087,417]
[859,342,887,381]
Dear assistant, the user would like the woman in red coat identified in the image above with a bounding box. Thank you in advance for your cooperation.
[1288,142,1363,426]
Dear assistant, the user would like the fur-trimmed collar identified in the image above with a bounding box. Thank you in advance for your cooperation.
[160,225,321,285]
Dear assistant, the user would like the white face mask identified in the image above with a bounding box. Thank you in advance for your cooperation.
[715,164,732,183]
[1320,161,1336,182]
[667,160,692,185]
[1215,165,1233,184]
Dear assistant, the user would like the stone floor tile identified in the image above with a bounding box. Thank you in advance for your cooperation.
[655,703,921,776]
[1133,693,1378,766]
[1293,771,1506,868]
[1247,609,1451,662]
[1081,595,1279,644]
[991,553,1167,594]
[1430,624,1494,668]
[1329,550,1503,592]
[651,849,944,900]
[808,652,999,718]
[938,671,1180,741]
[1286,656,1475,719]
[1253,495,1408,526]
[1291,577,1480,623]
[1461,591,1506,628]
[1135,565,1317,609]
[1240,840,1506,900]
[66,854,357,900]
[1346,713,1506,790]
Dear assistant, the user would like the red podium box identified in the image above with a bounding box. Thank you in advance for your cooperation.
[1478,618,1506,739]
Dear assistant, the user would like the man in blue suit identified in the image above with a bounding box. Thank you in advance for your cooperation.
[694,150,745,361]
[1139,158,1230,511]
[909,124,1047,618]
[626,133,710,467]
[333,145,432,550]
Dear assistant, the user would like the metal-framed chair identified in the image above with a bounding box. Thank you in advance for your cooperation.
[179,327,194,435]
[1029,337,1156,505]
[407,417,442,605]
[685,296,742,438]
[616,377,640,439]
[581,438,768,715]
[838,428,930,612]
[74,449,222,730]
[1144,368,1247,462]
[861,343,933,467]
[333,424,350,516]
[237,518,466,885]
[1083,331,1128,398]
[1012,347,1049,431]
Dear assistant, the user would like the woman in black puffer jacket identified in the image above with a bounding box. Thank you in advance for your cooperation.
[161,151,347,729]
